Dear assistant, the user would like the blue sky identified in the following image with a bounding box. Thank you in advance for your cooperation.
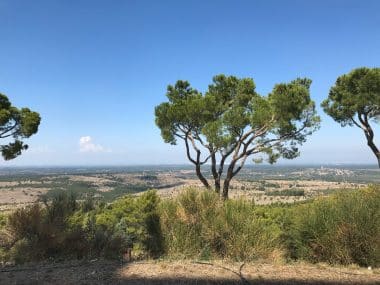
[0,0,379,166]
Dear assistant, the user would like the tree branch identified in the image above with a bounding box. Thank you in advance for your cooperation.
[184,135,197,165]
[0,123,18,138]
[351,118,365,131]
[200,154,211,165]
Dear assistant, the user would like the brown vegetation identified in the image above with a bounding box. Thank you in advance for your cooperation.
[0,260,379,284]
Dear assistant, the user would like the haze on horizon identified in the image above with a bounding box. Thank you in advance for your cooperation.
[0,0,379,167]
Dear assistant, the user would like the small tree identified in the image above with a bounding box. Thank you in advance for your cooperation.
[155,75,319,199]
[0,93,41,160]
[322,67,380,167]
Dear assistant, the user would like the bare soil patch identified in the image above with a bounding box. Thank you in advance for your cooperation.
[0,187,49,209]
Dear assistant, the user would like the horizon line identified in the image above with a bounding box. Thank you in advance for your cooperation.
[0,163,378,168]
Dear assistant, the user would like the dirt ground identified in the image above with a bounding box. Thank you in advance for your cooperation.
[0,259,379,285]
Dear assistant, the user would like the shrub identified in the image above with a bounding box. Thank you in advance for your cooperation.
[6,191,79,262]
[8,204,44,242]
[93,190,163,257]
[160,188,282,261]
[289,186,380,267]
[137,190,164,257]
[2,185,379,268]
[3,190,163,263]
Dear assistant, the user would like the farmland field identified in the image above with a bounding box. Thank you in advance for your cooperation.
[0,164,377,211]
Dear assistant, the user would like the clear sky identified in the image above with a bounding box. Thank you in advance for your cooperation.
[0,0,379,166]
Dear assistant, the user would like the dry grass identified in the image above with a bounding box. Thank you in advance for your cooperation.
[0,187,49,211]
[0,259,378,284]
[150,179,364,204]
[118,260,380,284]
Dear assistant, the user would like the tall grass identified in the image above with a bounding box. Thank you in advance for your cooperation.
[160,186,380,266]
[289,185,380,267]
[160,189,282,261]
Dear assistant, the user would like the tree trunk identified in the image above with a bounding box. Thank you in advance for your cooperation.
[211,152,220,193]
[222,177,231,200]
[195,164,210,189]
[366,134,380,168]
[367,143,380,168]
[360,115,380,169]
[214,179,221,194]
[221,158,246,200]
[222,164,235,200]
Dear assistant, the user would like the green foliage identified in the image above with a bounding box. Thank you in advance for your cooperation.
[0,93,41,160]
[160,188,282,260]
[0,213,7,229]
[288,186,380,267]
[322,67,380,166]
[1,186,379,268]
[322,67,380,126]
[155,74,320,196]
[266,189,305,196]
[93,190,163,257]
[160,186,380,266]
[8,204,45,242]
[6,191,79,261]
[156,74,319,158]
[44,190,78,224]
[2,190,163,263]
[37,177,147,203]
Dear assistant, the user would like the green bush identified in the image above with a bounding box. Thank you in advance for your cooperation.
[89,190,163,257]
[288,186,380,267]
[1,185,379,268]
[3,190,163,263]
[160,188,282,261]
[6,191,80,262]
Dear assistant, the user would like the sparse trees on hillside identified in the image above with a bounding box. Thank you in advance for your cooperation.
[155,75,320,199]
[322,67,380,167]
[0,93,41,160]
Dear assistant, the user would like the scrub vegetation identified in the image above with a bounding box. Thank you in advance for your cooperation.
[1,185,379,268]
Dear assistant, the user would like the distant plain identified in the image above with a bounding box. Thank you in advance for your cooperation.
[0,164,377,211]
